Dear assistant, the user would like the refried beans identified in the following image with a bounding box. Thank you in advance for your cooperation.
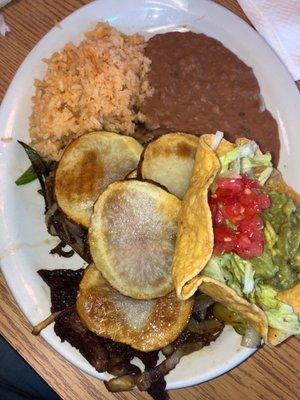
[141,32,280,165]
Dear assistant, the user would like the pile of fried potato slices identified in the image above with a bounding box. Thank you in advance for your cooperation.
[32,131,224,399]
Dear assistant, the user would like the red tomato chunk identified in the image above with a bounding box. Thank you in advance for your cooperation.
[209,176,270,259]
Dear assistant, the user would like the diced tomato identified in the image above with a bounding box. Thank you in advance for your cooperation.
[214,187,235,204]
[222,238,236,253]
[250,241,264,257]
[213,241,226,255]
[214,239,236,254]
[239,214,264,234]
[242,176,261,189]
[210,202,217,216]
[222,202,245,224]
[214,226,237,253]
[236,233,251,248]
[208,194,218,206]
[208,175,269,260]
[214,209,225,226]
[240,190,270,212]
[251,228,264,242]
[235,239,264,259]
[239,190,259,207]
[244,205,259,218]
[210,203,225,226]
[214,226,234,242]
[216,178,244,193]
[255,193,271,210]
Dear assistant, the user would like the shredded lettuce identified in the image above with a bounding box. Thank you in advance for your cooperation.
[203,254,255,297]
[216,138,273,185]
[219,141,258,174]
[229,254,255,295]
[240,152,272,173]
[255,284,300,335]
[240,152,273,185]
[243,262,255,294]
[257,167,273,185]
[203,256,226,284]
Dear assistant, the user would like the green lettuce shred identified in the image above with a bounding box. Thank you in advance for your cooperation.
[218,140,272,184]
[219,141,258,174]
[203,254,255,297]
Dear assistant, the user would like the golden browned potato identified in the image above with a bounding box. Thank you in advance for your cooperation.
[77,264,193,352]
[139,132,198,199]
[55,131,143,227]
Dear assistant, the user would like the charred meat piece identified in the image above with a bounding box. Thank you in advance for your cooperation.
[38,268,84,312]
[55,308,110,372]
[105,325,223,393]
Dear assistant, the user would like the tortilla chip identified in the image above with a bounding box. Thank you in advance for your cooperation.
[267,329,290,346]
[266,284,300,346]
[277,283,300,316]
[199,276,269,341]
[172,137,220,300]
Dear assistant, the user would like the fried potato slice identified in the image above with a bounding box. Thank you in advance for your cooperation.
[89,180,181,299]
[172,137,220,300]
[55,131,143,227]
[139,132,199,199]
[77,264,193,352]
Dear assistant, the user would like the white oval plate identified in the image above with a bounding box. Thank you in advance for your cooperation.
[0,0,299,391]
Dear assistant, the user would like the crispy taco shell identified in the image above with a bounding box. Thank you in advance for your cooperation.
[171,137,220,300]
[172,134,299,345]
[198,276,269,341]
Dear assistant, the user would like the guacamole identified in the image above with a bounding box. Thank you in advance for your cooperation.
[203,189,300,336]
